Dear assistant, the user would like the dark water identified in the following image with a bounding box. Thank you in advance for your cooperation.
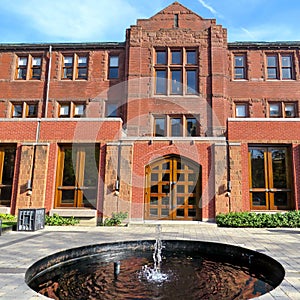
[29,249,274,300]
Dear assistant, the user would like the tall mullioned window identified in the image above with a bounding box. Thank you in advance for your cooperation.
[154,48,198,95]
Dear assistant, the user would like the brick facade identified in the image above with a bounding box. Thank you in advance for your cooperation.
[0,2,299,222]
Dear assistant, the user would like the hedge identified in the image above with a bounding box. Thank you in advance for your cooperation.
[216,211,300,228]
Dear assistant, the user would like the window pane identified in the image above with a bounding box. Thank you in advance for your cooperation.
[235,55,244,67]
[250,149,265,188]
[186,50,196,64]
[171,118,182,136]
[252,192,266,206]
[32,57,41,66]
[74,104,85,117]
[187,70,197,94]
[285,104,295,117]
[267,56,277,67]
[62,149,76,186]
[1,148,16,185]
[78,56,87,67]
[155,70,167,94]
[64,56,73,66]
[32,68,41,79]
[282,68,292,79]
[274,192,288,206]
[77,68,87,79]
[235,68,245,79]
[27,104,38,117]
[186,118,197,136]
[281,56,291,67]
[109,67,119,79]
[272,149,287,188]
[156,51,167,64]
[13,104,22,117]
[60,104,70,117]
[154,118,165,136]
[267,68,277,79]
[109,56,119,67]
[235,104,247,117]
[107,104,118,117]
[171,50,182,64]
[171,70,182,94]
[18,57,27,66]
[269,103,281,117]
[63,68,73,79]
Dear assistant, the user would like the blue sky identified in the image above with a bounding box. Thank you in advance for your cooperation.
[0,0,299,43]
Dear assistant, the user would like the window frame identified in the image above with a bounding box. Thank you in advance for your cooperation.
[154,48,198,96]
[235,102,249,118]
[233,54,247,80]
[268,101,297,118]
[153,115,199,137]
[108,55,119,79]
[61,53,88,80]
[58,101,86,118]
[266,53,294,80]
[11,102,38,118]
[15,54,42,80]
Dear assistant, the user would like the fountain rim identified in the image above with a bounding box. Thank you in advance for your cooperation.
[25,239,285,288]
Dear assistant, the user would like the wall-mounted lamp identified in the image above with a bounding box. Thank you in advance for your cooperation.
[114,179,120,196]
[26,180,32,196]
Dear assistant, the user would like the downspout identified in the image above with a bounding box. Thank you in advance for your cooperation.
[44,45,52,118]
[226,139,231,212]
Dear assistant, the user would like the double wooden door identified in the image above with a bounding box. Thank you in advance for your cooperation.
[145,156,201,220]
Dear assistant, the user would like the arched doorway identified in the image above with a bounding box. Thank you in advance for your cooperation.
[145,155,201,220]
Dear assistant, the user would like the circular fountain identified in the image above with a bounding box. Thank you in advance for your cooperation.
[26,239,284,300]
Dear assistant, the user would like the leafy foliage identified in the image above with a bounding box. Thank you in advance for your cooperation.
[0,214,17,228]
[0,213,16,221]
[45,214,80,226]
[216,211,300,228]
[102,212,128,226]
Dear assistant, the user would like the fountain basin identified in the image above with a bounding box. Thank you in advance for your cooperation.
[26,240,285,299]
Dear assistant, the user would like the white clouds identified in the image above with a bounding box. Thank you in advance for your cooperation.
[1,0,141,41]
[229,25,300,42]
[198,0,217,16]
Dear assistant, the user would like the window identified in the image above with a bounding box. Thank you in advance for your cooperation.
[62,54,88,80]
[106,104,119,117]
[266,53,294,80]
[267,55,278,79]
[235,103,249,117]
[16,55,42,80]
[11,102,38,118]
[58,102,85,118]
[154,48,198,95]
[249,146,292,210]
[153,115,199,137]
[0,146,16,207]
[268,102,297,118]
[234,54,246,79]
[108,55,119,79]
[55,144,99,208]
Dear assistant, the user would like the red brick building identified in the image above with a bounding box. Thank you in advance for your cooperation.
[0,2,299,224]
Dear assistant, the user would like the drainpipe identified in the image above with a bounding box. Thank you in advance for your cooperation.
[226,139,231,212]
[44,45,52,118]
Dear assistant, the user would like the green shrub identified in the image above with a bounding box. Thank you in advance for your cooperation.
[45,214,80,226]
[216,211,300,228]
[102,212,128,226]
[0,213,16,221]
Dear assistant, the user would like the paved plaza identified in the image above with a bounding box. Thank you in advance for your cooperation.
[0,223,299,299]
